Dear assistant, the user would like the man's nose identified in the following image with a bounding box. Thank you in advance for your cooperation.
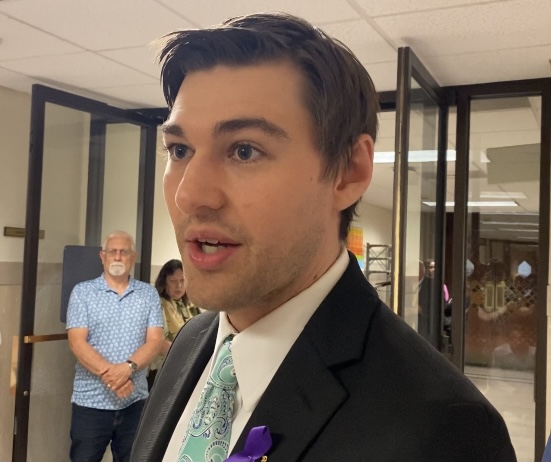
[174,151,225,215]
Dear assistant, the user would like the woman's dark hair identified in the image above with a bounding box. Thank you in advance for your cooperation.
[155,259,184,301]
[157,12,379,241]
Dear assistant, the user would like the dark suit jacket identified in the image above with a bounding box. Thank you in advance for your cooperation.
[132,254,516,461]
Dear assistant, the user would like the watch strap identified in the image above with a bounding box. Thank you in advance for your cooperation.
[126,360,138,372]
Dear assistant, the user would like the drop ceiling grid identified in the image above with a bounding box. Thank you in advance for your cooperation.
[0,52,157,89]
[94,83,165,108]
[369,0,551,57]
[424,45,551,86]
[99,46,161,79]
[0,12,81,60]
[0,0,549,110]
[352,0,522,17]
[321,19,397,64]
[0,0,196,51]
[156,0,362,28]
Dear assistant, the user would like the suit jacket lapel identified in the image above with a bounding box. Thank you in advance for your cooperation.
[132,311,219,461]
[233,253,377,461]
[233,332,348,461]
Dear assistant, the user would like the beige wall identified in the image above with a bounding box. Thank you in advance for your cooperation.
[0,86,30,461]
[352,200,393,252]
[0,86,30,263]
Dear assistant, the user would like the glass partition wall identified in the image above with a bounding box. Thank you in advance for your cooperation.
[13,85,159,461]
[462,96,541,461]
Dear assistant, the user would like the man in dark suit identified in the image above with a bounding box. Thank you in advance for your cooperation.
[132,12,515,462]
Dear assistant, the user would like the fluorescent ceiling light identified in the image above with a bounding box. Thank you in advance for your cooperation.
[422,201,518,207]
[499,228,539,232]
[479,191,527,199]
[481,221,539,226]
[374,149,456,164]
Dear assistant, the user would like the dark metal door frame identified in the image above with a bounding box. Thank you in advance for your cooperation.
[391,47,449,350]
[12,84,163,461]
[444,78,551,459]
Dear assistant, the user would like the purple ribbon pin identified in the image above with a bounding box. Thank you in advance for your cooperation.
[225,426,272,462]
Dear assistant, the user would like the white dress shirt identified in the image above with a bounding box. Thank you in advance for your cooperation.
[163,248,349,461]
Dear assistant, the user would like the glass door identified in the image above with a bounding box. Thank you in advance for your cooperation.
[12,85,160,461]
[391,47,449,350]
[449,81,551,461]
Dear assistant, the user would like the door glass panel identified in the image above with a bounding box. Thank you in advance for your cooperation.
[102,123,141,238]
[463,96,540,462]
[443,106,457,347]
[27,104,143,460]
[402,79,441,344]
[28,102,90,461]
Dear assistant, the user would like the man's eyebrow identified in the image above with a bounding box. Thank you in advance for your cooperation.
[160,123,185,138]
[214,118,289,139]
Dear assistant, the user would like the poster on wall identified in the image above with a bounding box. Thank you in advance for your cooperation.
[347,226,364,269]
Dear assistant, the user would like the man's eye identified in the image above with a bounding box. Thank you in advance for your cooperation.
[166,144,190,160]
[231,144,261,162]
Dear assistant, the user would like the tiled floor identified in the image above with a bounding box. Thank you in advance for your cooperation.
[466,365,535,462]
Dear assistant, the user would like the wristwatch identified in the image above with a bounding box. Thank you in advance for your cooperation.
[126,360,138,373]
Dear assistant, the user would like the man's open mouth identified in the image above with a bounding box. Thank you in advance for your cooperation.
[197,238,236,254]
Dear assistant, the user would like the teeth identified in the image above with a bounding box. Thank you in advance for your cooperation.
[201,243,220,254]
[198,238,220,245]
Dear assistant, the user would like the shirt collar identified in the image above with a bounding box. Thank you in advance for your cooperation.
[216,247,350,411]
[96,273,137,294]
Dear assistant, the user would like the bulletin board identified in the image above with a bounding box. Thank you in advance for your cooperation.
[347,226,364,269]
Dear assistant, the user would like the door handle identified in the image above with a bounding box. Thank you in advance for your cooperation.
[23,333,68,343]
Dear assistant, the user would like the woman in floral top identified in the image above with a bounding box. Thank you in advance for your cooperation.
[148,259,201,389]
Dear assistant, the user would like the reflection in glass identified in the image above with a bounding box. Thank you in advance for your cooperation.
[401,79,440,345]
[460,96,540,462]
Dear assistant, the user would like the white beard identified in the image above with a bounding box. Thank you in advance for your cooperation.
[108,262,126,277]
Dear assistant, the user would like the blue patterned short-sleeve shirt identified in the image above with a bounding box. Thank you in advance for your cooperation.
[66,274,163,410]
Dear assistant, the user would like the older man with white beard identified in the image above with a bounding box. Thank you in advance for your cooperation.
[66,230,163,462]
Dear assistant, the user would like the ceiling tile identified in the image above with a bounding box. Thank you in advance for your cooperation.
[1,52,156,90]
[100,46,161,79]
[157,0,360,27]
[362,61,398,92]
[353,0,508,17]
[427,45,551,86]
[0,66,37,94]
[91,84,166,108]
[321,20,397,63]
[0,0,195,50]
[0,0,550,108]
[0,13,81,60]
[372,0,551,56]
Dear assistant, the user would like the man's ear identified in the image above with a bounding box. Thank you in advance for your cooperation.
[333,134,374,211]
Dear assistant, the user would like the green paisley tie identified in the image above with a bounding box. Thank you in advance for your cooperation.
[178,335,237,462]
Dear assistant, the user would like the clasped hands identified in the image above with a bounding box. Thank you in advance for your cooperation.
[100,363,134,398]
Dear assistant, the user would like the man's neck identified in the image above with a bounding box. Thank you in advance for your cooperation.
[104,273,131,295]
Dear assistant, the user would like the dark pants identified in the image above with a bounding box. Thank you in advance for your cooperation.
[70,400,145,462]
[146,369,158,392]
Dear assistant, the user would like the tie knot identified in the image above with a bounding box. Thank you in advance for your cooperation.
[209,335,237,388]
